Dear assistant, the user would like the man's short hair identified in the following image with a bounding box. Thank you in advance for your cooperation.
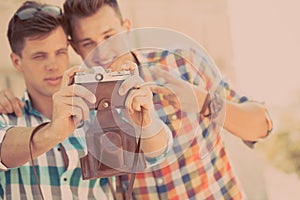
[63,0,123,40]
[7,1,66,56]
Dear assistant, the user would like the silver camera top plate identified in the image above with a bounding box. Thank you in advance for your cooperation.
[74,66,131,84]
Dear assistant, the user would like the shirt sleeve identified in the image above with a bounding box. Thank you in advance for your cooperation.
[144,123,173,167]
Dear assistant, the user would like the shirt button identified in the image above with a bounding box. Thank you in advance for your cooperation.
[157,178,164,185]
[57,148,61,151]
[63,178,68,181]
[171,114,177,120]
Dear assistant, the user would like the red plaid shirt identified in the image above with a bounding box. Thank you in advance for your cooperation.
[115,49,271,200]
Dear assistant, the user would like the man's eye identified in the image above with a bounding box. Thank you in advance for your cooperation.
[32,55,46,60]
[57,50,67,55]
[83,42,94,48]
[104,35,112,40]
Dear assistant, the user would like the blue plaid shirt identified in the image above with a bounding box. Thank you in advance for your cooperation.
[0,91,115,200]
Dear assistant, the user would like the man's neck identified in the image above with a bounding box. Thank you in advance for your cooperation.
[28,92,53,119]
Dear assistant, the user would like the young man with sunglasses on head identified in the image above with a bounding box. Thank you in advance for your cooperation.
[1,0,273,199]
[0,1,172,199]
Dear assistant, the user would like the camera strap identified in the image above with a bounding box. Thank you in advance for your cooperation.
[112,109,144,200]
[29,122,50,200]
[125,128,142,200]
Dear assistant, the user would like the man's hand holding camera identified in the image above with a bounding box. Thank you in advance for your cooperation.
[50,66,97,141]
[118,62,163,135]
[118,61,170,158]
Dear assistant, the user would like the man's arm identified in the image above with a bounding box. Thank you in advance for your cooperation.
[149,67,272,142]
[193,84,272,142]
[0,67,96,169]
[1,124,61,168]
[223,101,271,141]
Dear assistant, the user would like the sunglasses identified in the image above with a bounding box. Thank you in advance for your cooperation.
[15,5,62,20]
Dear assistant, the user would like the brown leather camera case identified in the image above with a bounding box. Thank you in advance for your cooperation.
[79,81,146,180]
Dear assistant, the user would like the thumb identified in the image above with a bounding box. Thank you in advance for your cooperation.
[150,85,171,95]
[118,75,144,96]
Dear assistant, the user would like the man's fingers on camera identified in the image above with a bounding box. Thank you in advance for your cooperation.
[125,89,140,113]
[132,96,152,111]
[61,66,85,88]
[71,97,90,121]
[59,96,90,121]
[121,61,139,75]
[150,85,173,97]
[55,103,84,127]
[67,84,96,104]
[70,106,84,125]
[126,89,152,113]
[119,76,144,96]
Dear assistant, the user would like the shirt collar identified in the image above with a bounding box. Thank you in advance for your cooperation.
[22,90,43,117]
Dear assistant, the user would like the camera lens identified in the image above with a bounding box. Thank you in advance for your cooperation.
[95,73,104,81]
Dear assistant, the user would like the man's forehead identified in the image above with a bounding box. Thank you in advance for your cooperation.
[22,28,67,53]
[70,5,122,40]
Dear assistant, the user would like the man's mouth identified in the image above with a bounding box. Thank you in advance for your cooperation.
[88,56,117,69]
[44,76,62,86]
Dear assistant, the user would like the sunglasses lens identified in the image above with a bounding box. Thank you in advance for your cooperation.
[15,6,62,21]
[16,8,37,20]
[42,6,62,16]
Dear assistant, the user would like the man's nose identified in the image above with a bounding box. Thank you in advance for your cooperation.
[45,57,59,70]
[86,47,102,67]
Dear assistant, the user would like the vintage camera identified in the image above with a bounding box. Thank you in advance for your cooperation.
[74,66,146,180]
[74,67,131,110]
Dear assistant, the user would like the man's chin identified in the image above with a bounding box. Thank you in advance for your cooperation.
[43,87,60,97]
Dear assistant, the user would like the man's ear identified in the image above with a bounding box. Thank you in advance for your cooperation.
[10,52,23,72]
[122,18,131,31]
